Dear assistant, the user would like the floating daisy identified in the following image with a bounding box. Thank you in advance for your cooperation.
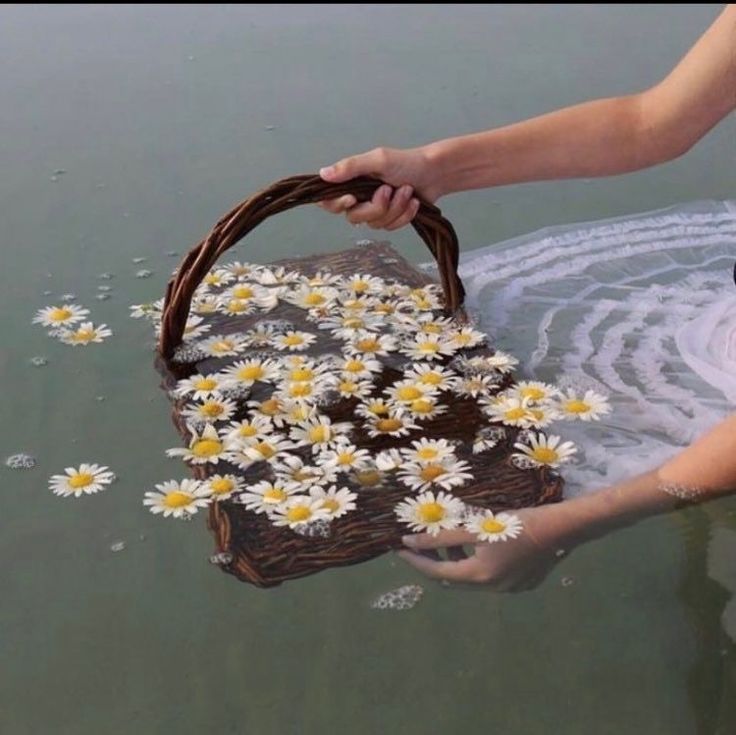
[240,479,301,514]
[57,322,112,345]
[202,473,246,501]
[274,379,327,403]
[247,396,288,425]
[225,283,262,302]
[308,485,358,518]
[230,435,295,468]
[512,432,577,468]
[481,396,534,428]
[166,423,230,464]
[401,438,456,465]
[220,298,255,316]
[351,464,387,489]
[394,490,465,536]
[345,331,397,357]
[320,313,384,340]
[397,458,473,492]
[511,380,560,404]
[464,510,523,542]
[222,415,273,445]
[306,270,342,287]
[318,442,371,473]
[365,411,419,438]
[49,463,115,497]
[255,265,301,285]
[384,379,438,406]
[222,260,262,280]
[221,357,280,387]
[338,295,376,314]
[375,448,404,471]
[472,426,506,454]
[272,454,336,490]
[190,295,222,315]
[143,479,211,518]
[201,269,235,289]
[355,398,394,420]
[447,326,486,349]
[287,284,339,310]
[337,354,383,380]
[557,389,612,421]
[199,334,247,358]
[406,396,447,420]
[523,403,560,429]
[181,315,211,341]
[175,373,228,400]
[402,363,458,392]
[33,304,89,329]
[453,375,496,398]
[181,397,238,424]
[273,330,317,352]
[270,495,331,529]
[486,350,519,374]
[289,415,352,452]
[343,273,384,296]
[400,335,456,362]
[281,360,327,383]
[332,377,373,400]
[129,302,159,320]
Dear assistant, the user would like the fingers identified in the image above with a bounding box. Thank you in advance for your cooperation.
[396,550,481,582]
[365,185,414,228]
[402,529,477,550]
[319,147,390,183]
[345,184,393,224]
[384,198,420,230]
[317,194,357,214]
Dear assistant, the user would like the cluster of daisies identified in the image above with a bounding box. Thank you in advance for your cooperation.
[126,259,610,540]
[32,303,112,346]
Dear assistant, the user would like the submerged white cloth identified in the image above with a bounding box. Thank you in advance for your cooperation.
[423,200,736,493]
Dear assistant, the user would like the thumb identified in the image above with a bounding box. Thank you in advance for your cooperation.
[319,149,385,183]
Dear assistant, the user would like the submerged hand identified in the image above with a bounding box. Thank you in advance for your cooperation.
[318,146,443,230]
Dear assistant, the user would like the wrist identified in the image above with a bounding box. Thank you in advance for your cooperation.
[418,139,457,200]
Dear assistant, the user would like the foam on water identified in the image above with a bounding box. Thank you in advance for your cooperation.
[451,200,736,493]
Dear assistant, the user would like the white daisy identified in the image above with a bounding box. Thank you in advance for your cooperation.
[355,398,395,420]
[402,363,459,392]
[143,479,211,518]
[481,396,534,428]
[175,372,228,400]
[305,270,342,287]
[222,415,274,446]
[240,479,301,514]
[350,464,387,489]
[280,360,328,383]
[522,403,560,429]
[320,313,384,340]
[398,458,474,492]
[486,350,519,374]
[166,423,230,464]
[230,435,295,467]
[33,304,89,329]
[270,495,331,529]
[331,377,373,400]
[365,411,419,438]
[510,380,560,404]
[129,302,160,320]
[453,375,496,398]
[220,298,255,316]
[345,330,397,357]
[273,330,317,352]
[279,399,319,426]
[375,448,404,471]
[201,473,246,501]
[394,490,465,536]
[344,273,385,295]
[289,415,352,453]
[287,284,339,310]
[49,463,115,497]
[201,269,235,289]
[224,282,263,302]
[57,322,112,345]
[384,379,438,406]
[337,354,383,380]
[199,334,247,358]
[220,357,280,387]
[272,454,336,490]
[221,260,261,280]
[181,397,238,424]
[557,389,612,421]
[447,326,487,350]
[274,379,327,404]
[337,295,376,314]
[255,265,301,286]
[247,396,289,424]
[308,485,358,518]
[472,426,506,454]
[512,432,577,468]
[190,295,223,315]
[318,442,371,473]
[406,396,447,420]
[401,438,456,465]
[181,315,211,341]
[242,323,278,348]
[464,510,523,542]
[399,335,456,362]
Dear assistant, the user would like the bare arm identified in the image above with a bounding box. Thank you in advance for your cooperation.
[320,5,736,227]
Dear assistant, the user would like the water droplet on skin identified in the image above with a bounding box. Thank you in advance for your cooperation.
[5,453,37,470]
[110,541,126,552]
[29,356,48,367]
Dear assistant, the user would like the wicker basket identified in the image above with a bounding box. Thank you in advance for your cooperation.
[156,175,563,587]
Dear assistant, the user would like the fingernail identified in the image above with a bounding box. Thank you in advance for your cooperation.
[400,185,412,198]
[319,166,335,179]
[402,535,416,547]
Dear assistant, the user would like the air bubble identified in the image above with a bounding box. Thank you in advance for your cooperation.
[370,584,424,611]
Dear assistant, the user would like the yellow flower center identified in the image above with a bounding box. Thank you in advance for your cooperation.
[410,398,434,414]
[565,399,591,414]
[290,367,314,381]
[231,285,254,299]
[419,464,446,482]
[454,332,472,345]
[520,387,546,401]
[308,425,329,443]
[289,383,313,397]
[529,408,546,421]
[417,502,445,523]
[530,447,558,464]
[504,407,527,421]
[201,402,225,417]
[259,399,282,416]
[211,340,234,354]
[343,317,364,329]
[337,452,354,465]
[419,372,442,385]
[283,334,305,346]
[239,424,258,437]
[397,385,422,402]
[343,299,367,312]
[226,299,248,312]
[238,365,264,381]
[286,506,312,523]
[367,402,390,416]
[289,406,310,422]
[194,377,218,391]
[255,442,276,458]
[163,491,194,508]
[356,338,379,352]
[339,381,358,394]
[204,273,222,285]
[263,487,287,502]
[414,298,432,309]
[210,478,234,495]
[416,447,439,460]
[355,468,382,486]
[344,359,365,373]
[419,341,439,353]
[374,303,395,314]
[192,438,223,457]
[71,328,96,343]
[376,418,403,433]
[292,469,317,482]
[421,323,443,334]
[322,498,341,513]
[49,307,73,322]
[481,517,506,534]
[304,292,326,306]
[69,473,94,489]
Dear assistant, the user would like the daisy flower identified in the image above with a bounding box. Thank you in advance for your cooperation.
[220,298,255,316]
[274,379,327,404]
[287,284,339,310]
[453,375,496,398]
[166,423,230,464]
[181,397,238,424]
[337,295,376,314]
[331,377,373,400]
[240,480,301,514]
[175,372,228,400]
[33,304,89,329]
[190,295,222,315]
[370,300,398,318]
[350,464,387,489]
[345,330,398,357]
[401,438,456,465]
[221,260,261,280]
[472,426,506,454]
[398,458,473,492]
[464,510,523,542]
[486,350,519,374]
[273,330,317,352]
[446,326,487,350]
[305,270,342,287]
[400,335,456,362]
[481,396,534,428]
[129,302,160,320]
[222,415,273,445]
[255,265,301,286]
[384,379,438,406]
[281,360,327,383]
[57,322,112,345]
[365,411,419,438]
[247,397,288,424]
[181,315,211,341]
[402,363,459,392]
[510,380,560,404]
[202,473,246,501]
[272,454,336,490]
[523,403,560,429]
[228,435,295,468]
[279,399,318,426]
[394,490,465,536]
[199,334,247,358]
[406,397,447,421]
[201,269,235,289]
[355,399,395,420]
[221,357,280,388]
[225,283,262,301]
[242,324,278,348]
[342,273,383,295]
[49,463,115,497]
[308,485,358,518]
[557,389,612,421]
[270,495,331,529]
[338,354,383,380]
[375,448,404,471]
[318,442,371,473]
[143,479,211,518]
[289,415,352,453]
[319,313,384,340]
[512,432,577,468]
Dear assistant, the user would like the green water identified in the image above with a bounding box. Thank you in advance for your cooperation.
[1,5,735,734]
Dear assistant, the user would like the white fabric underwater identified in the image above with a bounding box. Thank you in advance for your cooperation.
[424,200,736,494]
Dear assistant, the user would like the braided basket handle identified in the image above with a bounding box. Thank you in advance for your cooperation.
[158,174,465,359]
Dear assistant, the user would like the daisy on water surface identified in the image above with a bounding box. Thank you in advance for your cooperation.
[318,441,371,473]
[365,411,419,439]
[400,438,456,465]
[271,454,336,490]
[58,322,112,345]
[270,495,331,529]
[397,458,473,492]
[509,380,560,404]
[143,479,211,518]
[49,463,116,497]
[512,432,577,468]
[199,334,247,358]
[272,330,317,352]
[166,423,230,464]
[289,415,352,453]
[181,397,238,425]
[399,335,456,362]
[308,485,358,519]
[240,480,301,515]
[33,304,89,329]
[402,363,459,392]
[174,373,228,400]
[464,510,523,543]
[557,389,611,421]
[485,350,519,374]
[202,473,246,501]
[394,490,465,536]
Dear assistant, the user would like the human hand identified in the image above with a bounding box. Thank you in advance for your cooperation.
[318,146,444,230]
[397,502,580,591]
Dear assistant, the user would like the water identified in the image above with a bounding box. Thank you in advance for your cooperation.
[1,5,735,734]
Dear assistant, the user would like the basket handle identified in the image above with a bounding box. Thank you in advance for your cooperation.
[158,174,465,359]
